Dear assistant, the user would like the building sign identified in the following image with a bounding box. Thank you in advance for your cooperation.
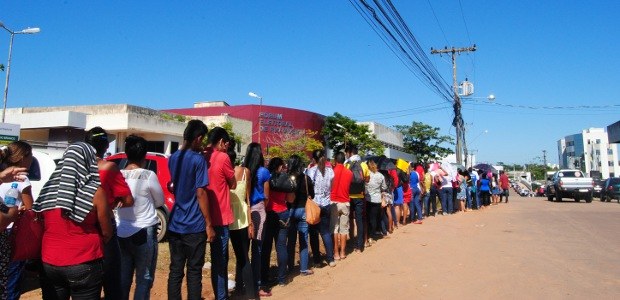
[259,112,302,135]
[0,123,20,145]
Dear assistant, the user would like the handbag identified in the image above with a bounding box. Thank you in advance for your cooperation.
[10,209,44,261]
[270,172,297,193]
[304,175,320,225]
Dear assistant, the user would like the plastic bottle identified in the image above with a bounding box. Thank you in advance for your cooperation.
[4,182,19,208]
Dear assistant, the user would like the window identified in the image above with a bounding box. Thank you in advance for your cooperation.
[595,150,601,155]
[596,139,601,144]
[608,149,614,155]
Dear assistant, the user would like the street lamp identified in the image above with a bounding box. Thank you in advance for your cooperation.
[335,123,347,150]
[0,22,40,123]
[248,92,263,143]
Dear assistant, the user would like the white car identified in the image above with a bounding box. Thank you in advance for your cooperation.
[519,189,531,197]
[29,149,63,199]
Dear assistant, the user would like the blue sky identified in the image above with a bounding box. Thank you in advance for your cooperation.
[2,1,619,165]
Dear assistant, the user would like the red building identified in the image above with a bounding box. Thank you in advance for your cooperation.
[166,101,325,150]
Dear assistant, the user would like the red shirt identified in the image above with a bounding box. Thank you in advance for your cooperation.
[500,174,510,189]
[415,166,425,182]
[204,148,235,226]
[403,183,412,203]
[389,169,399,190]
[42,208,103,266]
[99,169,132,207]
[330,163,353,203]
[267,190,287,213]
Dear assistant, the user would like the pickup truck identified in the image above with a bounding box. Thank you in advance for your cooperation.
[545,169,594,202]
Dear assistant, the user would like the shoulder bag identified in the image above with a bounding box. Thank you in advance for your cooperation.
[11,209,44,261]
[304,175,321,225]
[270,172,297,193]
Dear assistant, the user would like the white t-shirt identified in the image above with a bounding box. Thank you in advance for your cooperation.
[0,178,32,229]
[116,168,165,238]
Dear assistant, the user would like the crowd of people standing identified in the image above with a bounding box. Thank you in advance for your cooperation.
[0,119,513,299]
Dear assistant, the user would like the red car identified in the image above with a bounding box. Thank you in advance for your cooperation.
[106,152,174,242]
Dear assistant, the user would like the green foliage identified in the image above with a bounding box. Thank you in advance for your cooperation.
[266,129,324,165]
[160,113,186,122]
[394,121,454,163]
[322,113,385,156]
[206,121,244,147]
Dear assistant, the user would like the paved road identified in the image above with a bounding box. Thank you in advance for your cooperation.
[271,195,620,299]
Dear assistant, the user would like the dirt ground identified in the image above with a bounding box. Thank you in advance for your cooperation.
[20,194,620,299]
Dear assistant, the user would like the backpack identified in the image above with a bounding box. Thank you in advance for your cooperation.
[349,161,365,194]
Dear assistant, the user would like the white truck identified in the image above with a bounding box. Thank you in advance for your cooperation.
[545,169,594,203]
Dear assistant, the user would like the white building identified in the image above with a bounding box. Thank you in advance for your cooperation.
[357,121,414,161]
[5,104,250,155]
[558,128,620,179]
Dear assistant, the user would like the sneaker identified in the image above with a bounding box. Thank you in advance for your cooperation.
[301,270,314,276]
[329,261,337,267]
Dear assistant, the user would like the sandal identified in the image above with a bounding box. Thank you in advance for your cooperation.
[258,289,272,297]
[301,270,314,276]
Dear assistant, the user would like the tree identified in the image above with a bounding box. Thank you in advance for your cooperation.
[0,64,4,72]
[322,112,384,156]
[205,121,245,147]
[394,121,454,163]
[265,129,323,164]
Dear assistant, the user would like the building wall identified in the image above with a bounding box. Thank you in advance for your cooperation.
[558,128,620,179]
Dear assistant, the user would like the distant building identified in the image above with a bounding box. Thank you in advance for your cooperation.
[558,128,620,179]
[607,120,620,144]
[357,121,414,161]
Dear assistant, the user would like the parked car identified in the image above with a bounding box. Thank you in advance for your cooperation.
[545,169,594,203]
[600,177,620,203]
[29,149,64,199]
[519,188,531,197]
[106,152,174,242]
[593,179,604,198]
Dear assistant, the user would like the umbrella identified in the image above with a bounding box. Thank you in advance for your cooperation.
[473,163,498,174]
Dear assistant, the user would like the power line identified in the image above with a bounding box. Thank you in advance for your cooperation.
[426,0,450,46]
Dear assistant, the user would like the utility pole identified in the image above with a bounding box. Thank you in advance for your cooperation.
[431,45,477,164]
[542,150,547,171]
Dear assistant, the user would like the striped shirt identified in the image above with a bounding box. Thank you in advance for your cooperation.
[33,142,101,223]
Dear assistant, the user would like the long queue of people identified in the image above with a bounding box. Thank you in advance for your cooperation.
[0,119,512,300]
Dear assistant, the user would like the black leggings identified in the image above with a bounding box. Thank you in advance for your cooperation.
[230,229,255,298]
[366,202,381,238]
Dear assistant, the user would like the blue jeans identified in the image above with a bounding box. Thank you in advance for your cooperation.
[7,259,25,300]
[425,187,438,216]
[440,187,454,214]
[167,231,206,300]
[43,259,104,300]
[210,226,230,300]
[466,187,473,209]
[119,225,158,300]
[103,224,121,300]
[350,198,365,251]
[309,205,334,264]
[410,188,423,221]
[287,207,310,272]
[261,210,283,285]
[274,210,291,283]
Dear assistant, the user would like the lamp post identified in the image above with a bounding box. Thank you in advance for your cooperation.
[0,22,40,123]
[248,92,263,143]
[335,123,347,150]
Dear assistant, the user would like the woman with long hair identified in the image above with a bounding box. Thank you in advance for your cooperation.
[286,154,314,276]
[85,127,134,300]
[261,157,289,287]
[306,149,336,267]
[242,142,272,297]
[227,140,256,299]
[365,159,386,244]
[0,141,34,299]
